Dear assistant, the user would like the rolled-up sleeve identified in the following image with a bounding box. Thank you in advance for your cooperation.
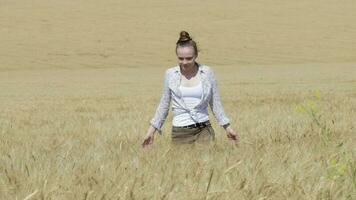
[208,70,230,126]
[150,70,171,133]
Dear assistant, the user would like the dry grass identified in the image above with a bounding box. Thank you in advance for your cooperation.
[0,64,355,199]
[1,0,356,199]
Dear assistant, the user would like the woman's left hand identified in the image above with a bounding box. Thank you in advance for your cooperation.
[225,126,240,144]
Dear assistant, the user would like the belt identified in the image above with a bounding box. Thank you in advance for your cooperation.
[174,120,211,129]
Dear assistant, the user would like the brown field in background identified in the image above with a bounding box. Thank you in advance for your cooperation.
[0,0,355,199]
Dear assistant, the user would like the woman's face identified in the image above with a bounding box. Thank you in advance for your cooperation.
[176,46,197,69]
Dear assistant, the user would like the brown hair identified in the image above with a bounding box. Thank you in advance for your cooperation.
[176,31,198,56]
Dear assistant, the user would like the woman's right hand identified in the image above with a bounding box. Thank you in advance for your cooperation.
[142,133,154,148]
[142,126,156,148]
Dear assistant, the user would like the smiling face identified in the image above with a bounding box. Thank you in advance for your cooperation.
[176,46,197,69]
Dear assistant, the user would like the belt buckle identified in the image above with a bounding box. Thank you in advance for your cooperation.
[201,121,209,128]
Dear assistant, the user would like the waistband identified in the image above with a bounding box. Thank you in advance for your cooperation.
[173,120,211,129]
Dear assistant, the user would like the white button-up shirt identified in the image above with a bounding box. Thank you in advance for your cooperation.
[150,64,230,133]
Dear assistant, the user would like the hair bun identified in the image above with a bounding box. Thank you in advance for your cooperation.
[175,31,198,55]
[178,31,191,43]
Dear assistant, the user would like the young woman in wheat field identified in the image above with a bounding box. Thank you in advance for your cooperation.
[142,31,239,147]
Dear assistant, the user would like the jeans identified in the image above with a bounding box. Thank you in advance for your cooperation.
[171,124,215,144]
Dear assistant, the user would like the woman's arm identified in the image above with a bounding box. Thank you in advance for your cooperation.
[208,69,230,126]
[208,69,239,143]
[149,70,172,132]
[142,70,171,147]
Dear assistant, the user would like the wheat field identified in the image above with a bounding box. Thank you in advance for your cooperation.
[1,0,356,199]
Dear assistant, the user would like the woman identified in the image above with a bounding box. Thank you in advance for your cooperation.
[142,31,239,147]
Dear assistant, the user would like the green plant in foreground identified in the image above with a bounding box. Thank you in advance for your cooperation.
[294,90,332,145]
[295,91,356,191]
[324,150,356,196]
[327,159,345,180]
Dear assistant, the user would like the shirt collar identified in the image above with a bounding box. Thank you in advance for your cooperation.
[174,63,206,74]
